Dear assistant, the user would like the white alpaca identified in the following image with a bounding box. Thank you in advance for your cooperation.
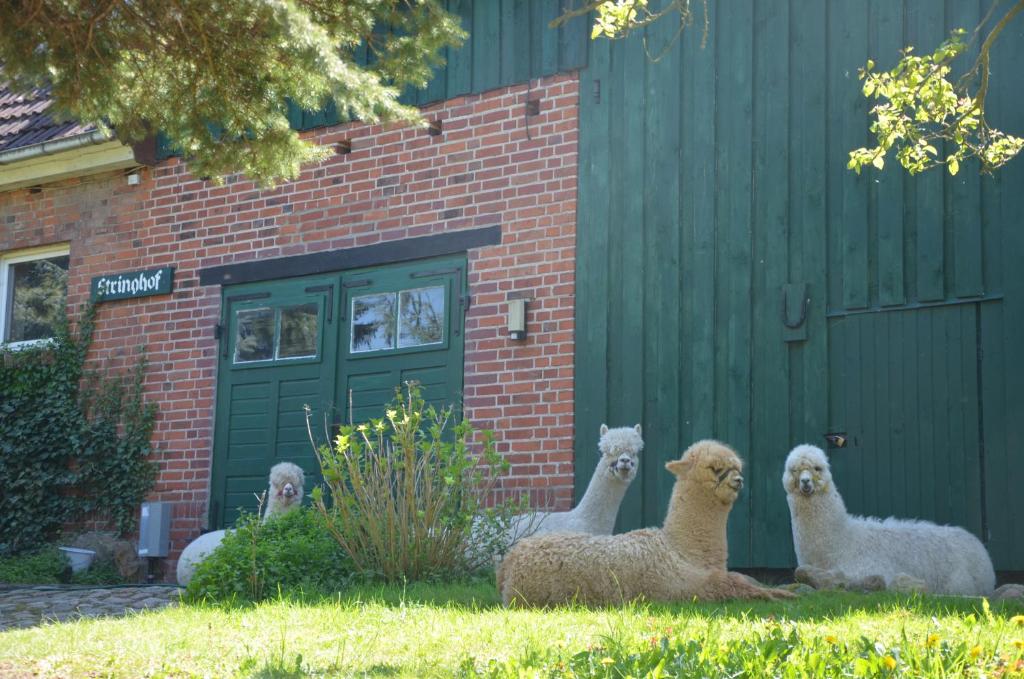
[783,444,995,596]
[497,440,793,606]
[507,424,643,542]
[263,462,305,523]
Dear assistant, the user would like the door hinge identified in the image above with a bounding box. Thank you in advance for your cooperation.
[213,323,223,340]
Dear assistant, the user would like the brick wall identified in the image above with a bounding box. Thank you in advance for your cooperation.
[0,73,579,568]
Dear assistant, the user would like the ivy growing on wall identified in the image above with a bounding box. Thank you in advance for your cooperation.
[0,304,158,556]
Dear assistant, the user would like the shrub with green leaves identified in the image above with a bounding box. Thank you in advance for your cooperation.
[0,304,157,556]
[184,508,353,603]
[311,383,522,583]
[0,545,69,584]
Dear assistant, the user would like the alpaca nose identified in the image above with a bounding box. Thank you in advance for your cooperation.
[616,454,633,469]
[799,478,813,494]
[731,475,744,490]
[283,483,295,497]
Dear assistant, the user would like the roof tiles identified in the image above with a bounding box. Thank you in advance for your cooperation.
[0,84,95,153]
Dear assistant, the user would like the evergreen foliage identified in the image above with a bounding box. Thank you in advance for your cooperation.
[0,305,158,556]
[0,1,465,186]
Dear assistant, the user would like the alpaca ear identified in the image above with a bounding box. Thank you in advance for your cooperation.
[600,424,609,436]
[665,458,691,477]
[634,424,642,436]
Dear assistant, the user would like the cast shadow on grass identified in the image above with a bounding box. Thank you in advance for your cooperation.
[185,576,1024,627]
[639,590,1024,622]
[183,572,506,612]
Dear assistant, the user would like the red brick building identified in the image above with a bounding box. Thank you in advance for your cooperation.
[0,72,580,570]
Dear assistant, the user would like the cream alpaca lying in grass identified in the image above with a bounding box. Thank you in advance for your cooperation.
[783,444,995,596]
[507,424,643,541]
[497,440,794,606]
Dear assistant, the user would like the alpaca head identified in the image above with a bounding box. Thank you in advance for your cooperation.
[782,444,833,498]
[268,461,305,512]
[598,424,643,483]
[666,439,744,506]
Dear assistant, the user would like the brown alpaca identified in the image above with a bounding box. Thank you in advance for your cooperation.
[496,440,794,606]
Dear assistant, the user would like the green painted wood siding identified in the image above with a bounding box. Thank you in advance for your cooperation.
[575,0,1024,569]
[288,0,589,130]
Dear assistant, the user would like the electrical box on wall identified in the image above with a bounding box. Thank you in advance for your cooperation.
[138,501,172,557]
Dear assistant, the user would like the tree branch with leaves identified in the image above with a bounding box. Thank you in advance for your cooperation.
[848,0,1024,176]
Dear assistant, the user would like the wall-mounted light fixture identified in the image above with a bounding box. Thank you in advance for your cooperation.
[507,298,528,340]
[126,171,141,186]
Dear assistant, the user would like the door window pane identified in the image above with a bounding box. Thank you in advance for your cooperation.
[5,254,69,343]
[399,286,444,348]
[351,293,396,353]
[278,303,319,359]
[234,307,274,362]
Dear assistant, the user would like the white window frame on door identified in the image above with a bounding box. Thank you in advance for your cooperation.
[0,243,71,350]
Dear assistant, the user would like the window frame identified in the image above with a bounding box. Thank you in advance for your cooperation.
[0,243,71,350]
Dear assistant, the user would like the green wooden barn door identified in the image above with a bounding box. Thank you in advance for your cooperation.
[209,256,468,529]
[209,275,340,527]
[337,256,466,426]
[826,305,986,537]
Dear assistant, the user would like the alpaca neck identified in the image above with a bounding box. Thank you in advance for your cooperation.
[662,481,730,571]
[788,486,852,568]
[572,464,630,533]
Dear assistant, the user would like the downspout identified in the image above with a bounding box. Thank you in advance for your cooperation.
[0,129,111,165]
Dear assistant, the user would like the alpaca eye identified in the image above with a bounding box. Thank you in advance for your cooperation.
[710,466,721,475]
[814,466,822,472]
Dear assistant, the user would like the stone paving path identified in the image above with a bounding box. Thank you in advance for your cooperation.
[0,585,181,631]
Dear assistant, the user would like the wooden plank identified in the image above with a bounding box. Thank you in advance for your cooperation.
[445,0,473,98]
[471,0,501,93]
[609,33,650,531]
[831,0,870,311]
[713,0,754,566]
[947,0,985,298]
[934,307,956,525]
[750,0,792,567]
[872,0,906,307]
[908,2,947,302]
[572,36,612,507]
[641,10,681,534]
[536,0,560,76]
[980,301,1014,566]
[788,0,829,464]
[512,0,532,85]
[499,0,517,86]
[558,0,589,71]
[678,0,717,454]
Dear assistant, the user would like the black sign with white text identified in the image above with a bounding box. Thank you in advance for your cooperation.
[91,267,174,302]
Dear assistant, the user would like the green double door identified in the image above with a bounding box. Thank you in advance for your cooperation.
[208,256,467,527]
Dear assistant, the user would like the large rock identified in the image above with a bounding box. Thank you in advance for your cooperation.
[992,583,1024,602]
[70,531,146,581]
[176,530,227,587]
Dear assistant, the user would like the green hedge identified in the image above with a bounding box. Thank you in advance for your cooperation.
[184,508,354,603]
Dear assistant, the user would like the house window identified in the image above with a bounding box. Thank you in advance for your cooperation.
[0,245,71,347]
[351,285,445,354]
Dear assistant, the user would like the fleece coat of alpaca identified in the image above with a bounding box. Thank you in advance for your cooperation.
[263,461,305,523]
[497,440,793,606]
[507,424,643,541]
[783,444,995,596]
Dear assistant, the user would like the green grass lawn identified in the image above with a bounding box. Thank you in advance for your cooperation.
[1,580,1022,678]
